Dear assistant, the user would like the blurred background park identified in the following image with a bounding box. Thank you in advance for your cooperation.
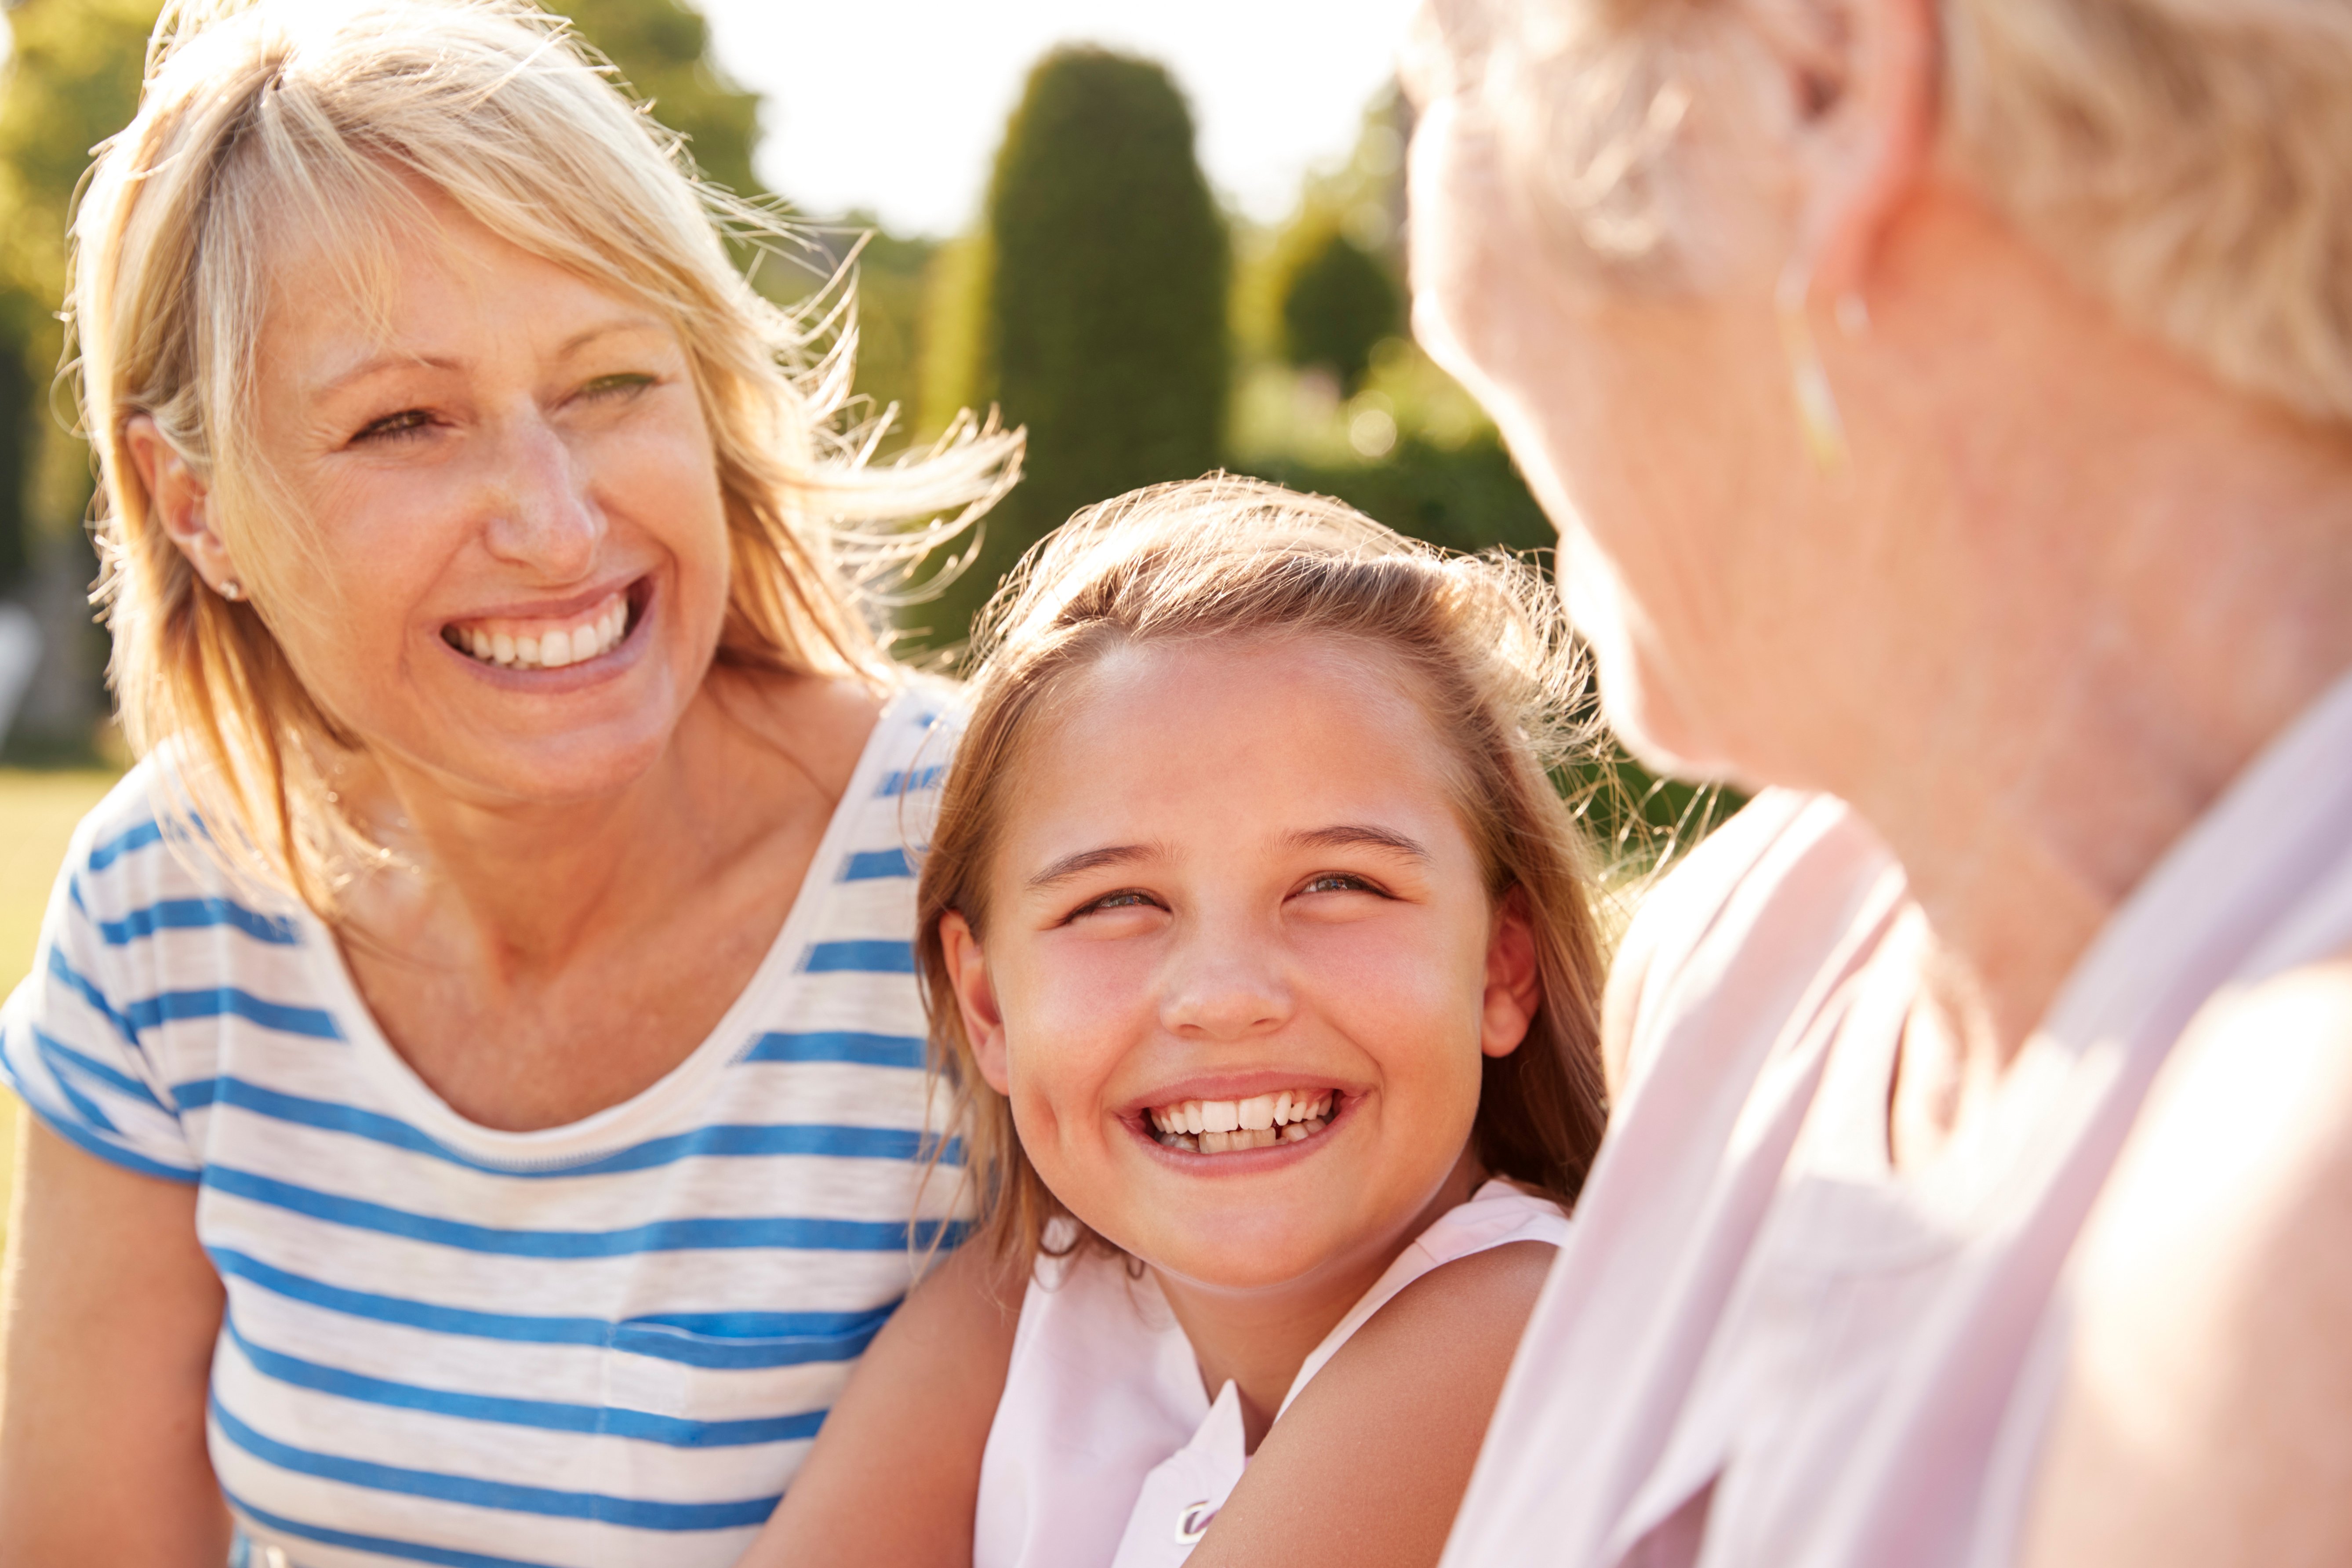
[0,0,1716,1251]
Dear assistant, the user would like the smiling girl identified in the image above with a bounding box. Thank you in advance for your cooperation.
[752,478,1611,1568]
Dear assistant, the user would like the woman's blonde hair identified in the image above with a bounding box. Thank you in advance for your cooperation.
[915,476,1612,1266]
[69,0,1020,910]
[1414,0,2352,425]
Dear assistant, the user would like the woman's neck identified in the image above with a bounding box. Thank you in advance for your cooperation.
[1149,1151,1483,1452]
[342,668,873,969]
[1813,227,2352,1163]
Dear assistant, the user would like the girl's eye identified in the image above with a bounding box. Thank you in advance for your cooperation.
[1070,889,1161,920]
[351,408,433,444]
[1301,873,1382,896]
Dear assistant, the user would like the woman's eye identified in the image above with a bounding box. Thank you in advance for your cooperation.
[1301,873,1380,896]
[578,372,657,402]
[352,408,433,444]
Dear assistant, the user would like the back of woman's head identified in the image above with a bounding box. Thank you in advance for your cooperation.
[916,475,1612,1263]
[72,0,1017,906]
[1415,0,2352,427]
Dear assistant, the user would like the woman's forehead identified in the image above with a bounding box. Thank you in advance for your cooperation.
[255,194,662,392]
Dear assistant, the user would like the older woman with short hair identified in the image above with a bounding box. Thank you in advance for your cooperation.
[1407,0,2352,1564]
[0,2,1014,1563]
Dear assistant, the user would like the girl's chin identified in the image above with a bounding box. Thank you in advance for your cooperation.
[1133,1234,1350,1297]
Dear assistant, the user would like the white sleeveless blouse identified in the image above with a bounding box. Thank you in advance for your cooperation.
[1440,668,2352,1568]
[977,1181,1570,1568]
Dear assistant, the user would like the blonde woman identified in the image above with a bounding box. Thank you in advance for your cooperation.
[0,2,1015,1564]
[1405,0,2352,1565]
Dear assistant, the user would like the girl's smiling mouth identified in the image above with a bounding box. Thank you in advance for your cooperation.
[1143,1088,1342,1155]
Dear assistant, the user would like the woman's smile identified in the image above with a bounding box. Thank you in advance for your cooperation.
[435,573,656,685]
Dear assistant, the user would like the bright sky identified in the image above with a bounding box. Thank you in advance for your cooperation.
[695,0,1421,238]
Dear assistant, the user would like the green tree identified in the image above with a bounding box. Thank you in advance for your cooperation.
[912,47,1230,651]
[1276,222,1400,397]
[558,0,760,199]
[0,0,159,605]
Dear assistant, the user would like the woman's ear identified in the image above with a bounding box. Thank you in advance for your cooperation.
[1759,0,1939,301]
[1480,887,1542,1059]
[939,912,1012,1095]
[124,415,236,593]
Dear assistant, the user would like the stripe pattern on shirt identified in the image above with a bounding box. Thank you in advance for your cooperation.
[0,687,966,1568]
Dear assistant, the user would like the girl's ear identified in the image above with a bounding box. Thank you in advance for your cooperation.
[939,912,1012,1095]
[1480,887,1541,1059]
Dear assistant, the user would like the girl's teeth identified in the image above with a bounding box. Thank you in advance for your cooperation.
[492,633,515,666]
[1147,1091,1335,1154]
[543,629,572,668]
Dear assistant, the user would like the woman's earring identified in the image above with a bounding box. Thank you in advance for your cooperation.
[218,578,244,601]
[1776,261,1848,473]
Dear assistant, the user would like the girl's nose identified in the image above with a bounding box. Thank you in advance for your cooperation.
[479,407,602,577]
[1159,928,1291,1040]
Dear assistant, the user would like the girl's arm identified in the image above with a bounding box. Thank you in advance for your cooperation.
[1185,1239,1556,1568]
[0,1117,232,1564]
[742,1240,1027,1568]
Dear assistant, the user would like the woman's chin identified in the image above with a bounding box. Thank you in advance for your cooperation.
[1589,638,1738,785]
[377,715,679,814]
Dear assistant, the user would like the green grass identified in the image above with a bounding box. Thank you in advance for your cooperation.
[0,769,126,1257]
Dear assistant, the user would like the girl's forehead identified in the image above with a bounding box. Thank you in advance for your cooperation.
[1053,637,1431,753]
[1003,636,1469,839]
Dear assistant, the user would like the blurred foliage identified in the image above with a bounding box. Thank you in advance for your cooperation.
[0,340,28,592]
[916,233,988,442]
[1254,433,1551,559]
[1564,746,1745,880]
[0,0,159,595]
[771,217,937,458]
[560,0,760,199]
[1226,84,1548,562]
[1276,221,1401,397]
[908,46,1229,653]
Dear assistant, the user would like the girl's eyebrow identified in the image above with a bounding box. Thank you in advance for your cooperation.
[1287,824,1431,861]
[1025,843,1159,890]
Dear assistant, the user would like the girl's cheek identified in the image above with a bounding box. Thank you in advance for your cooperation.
[1002,942,1154,1119]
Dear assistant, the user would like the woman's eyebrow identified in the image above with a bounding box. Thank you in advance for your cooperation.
[1025,843,1160,890]
[1287,824,1431,860]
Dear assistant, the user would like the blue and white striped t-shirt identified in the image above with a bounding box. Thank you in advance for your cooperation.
[0,684,966,1568]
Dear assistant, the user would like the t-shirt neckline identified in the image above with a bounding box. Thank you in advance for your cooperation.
[294,683,922,1168]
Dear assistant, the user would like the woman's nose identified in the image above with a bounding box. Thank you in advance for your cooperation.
[479,407,602,577]
[1158,926,1292,1041]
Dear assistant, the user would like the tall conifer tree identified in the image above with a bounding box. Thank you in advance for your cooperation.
[915,47,1229,650]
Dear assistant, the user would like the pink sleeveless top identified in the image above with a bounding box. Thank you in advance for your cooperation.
[1441,669,2352,1568]
[976,1182,1570,1568]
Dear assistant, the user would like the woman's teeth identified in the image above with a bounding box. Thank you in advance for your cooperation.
[445,593,629,670]
[1147,1090,1334,1154]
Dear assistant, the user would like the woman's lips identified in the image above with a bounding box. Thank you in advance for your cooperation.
[440,578,647,672]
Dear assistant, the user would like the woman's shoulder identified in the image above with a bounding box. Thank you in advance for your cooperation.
[1605,789,1902,1093]
[56,751,266,913]
[2023,946,2352,1566]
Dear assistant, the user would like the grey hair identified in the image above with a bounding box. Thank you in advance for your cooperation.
[1412,0,2352,424]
